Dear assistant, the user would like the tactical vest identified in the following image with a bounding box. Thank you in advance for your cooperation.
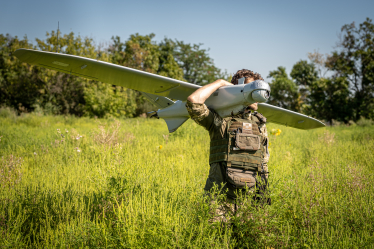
[209,112,267,172]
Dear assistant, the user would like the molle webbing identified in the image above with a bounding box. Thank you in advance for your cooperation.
[210,154,262,171]
[210,138,228,162]
[209,117,265,170]
[228,121,260,135]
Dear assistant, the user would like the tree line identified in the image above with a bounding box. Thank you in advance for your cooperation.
[0,32,228,118]
[268,18,374,123]
[1,18,373,123]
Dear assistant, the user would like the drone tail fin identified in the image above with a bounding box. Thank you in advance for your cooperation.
[154,100,190,133]
[163,117,189,133]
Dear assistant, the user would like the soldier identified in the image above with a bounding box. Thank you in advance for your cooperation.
[186,69,270,222]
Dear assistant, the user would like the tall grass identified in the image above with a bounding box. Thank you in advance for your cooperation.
[0,112,373,248]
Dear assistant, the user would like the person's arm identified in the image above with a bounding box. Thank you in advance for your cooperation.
[186,79,232,133]
[187,79,233,104]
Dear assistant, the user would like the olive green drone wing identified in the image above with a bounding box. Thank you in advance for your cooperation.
[14,49,325,130]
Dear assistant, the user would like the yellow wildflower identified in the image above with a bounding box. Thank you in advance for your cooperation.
[159,145,163,149]
[270,128,282,136]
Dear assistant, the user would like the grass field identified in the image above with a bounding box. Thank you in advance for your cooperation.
[1,109,374,248]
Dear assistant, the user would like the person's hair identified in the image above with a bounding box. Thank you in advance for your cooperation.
[231,69,263,85]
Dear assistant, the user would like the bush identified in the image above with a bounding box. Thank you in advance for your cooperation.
[348,120,356,126]
[83,82,137,118]
[0,106,18,119]
[356,117,374,127]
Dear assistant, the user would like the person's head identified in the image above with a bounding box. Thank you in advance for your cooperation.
[231,69,263,111]
[230,69,264,85]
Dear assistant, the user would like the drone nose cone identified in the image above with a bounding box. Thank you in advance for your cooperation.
[243,80,271,103]
[252,90,270,102]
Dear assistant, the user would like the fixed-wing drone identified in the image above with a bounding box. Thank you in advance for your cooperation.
[14,49,325,132]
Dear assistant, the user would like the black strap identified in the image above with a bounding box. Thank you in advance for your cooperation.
[253,112,267,124]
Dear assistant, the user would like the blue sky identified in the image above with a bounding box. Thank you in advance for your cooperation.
[1,0,373,80]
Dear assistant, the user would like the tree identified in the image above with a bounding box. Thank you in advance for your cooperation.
[122,33,160,73]
[109,34,185,115]
[1,31,230,117]
[157,38,184,80]
[267,66,301,111]
[0,31,136,117]
[172,41,229,85]
[290,60,352,123]
[307,50,330,78]
[305,76,352,123]
[0,34,42,112]
[109,35,184,80]
[35,31,133,117]
[326,18,374,120]
[290,60,319,112]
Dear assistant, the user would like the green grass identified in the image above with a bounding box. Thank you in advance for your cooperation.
[0,112,373,248]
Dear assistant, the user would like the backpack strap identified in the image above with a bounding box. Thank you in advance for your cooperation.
[253,111,267,124]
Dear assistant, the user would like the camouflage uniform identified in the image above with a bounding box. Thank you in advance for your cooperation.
[186,100,270,222]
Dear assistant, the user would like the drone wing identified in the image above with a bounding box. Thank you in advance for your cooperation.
[258,103,325,129]
[13,49,200,100]
[140,92,174,109]
[14,49,325,130]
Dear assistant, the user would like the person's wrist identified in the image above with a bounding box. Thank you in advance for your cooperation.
[220,79,229,86]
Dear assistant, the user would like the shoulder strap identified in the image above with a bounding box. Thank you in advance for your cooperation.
[253,111,267,124]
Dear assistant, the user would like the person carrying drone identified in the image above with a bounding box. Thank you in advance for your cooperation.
[186,69,271,222]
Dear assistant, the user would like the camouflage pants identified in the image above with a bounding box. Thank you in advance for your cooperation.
[207,196,236,223]
[204,162,270,223]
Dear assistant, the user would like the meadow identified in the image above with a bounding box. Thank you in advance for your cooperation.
[1,108,374,248]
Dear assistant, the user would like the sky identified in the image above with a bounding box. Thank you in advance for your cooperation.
[1,0,374,79]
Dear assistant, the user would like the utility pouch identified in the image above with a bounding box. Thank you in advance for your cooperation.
[226,167,256,189]
[235,128,261,151]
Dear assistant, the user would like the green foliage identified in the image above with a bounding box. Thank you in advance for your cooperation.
[290,60,318,109]
[291,60,319,87]
[306,76,353,123]
[356,117,374,127]
[289,60,353,123]
[3,31,227,118]
[172,40,229,85]
[121,33,160,73]
[3,18,373,123]
[326,17,374,120]
[0,32,119,117]
[83,82,136,118]
[109,34,185,115]
[35,31,115,117]
[266,18,373,123]
[0,114,374,247]
[269,59,354,123]
[158,38,184,80]
[0,30,235,118]
[0,34,40,112]
[110,34,184,81]
[267,66,301,111]
[0,106,17,120]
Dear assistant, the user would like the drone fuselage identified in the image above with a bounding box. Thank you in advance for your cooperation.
[158,80,270,119]
[157,80,271,131]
